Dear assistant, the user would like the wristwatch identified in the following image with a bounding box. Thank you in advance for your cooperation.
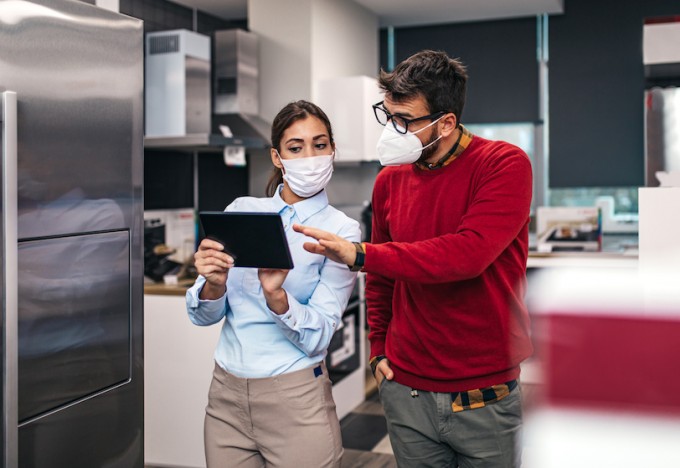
[348,242,365,272]
[370,355,386,375]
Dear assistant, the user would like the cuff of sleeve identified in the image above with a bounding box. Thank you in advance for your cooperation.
[187,277,227,313]
[269,290,302,330]
[370,338,386,360]
[362,242,378,273]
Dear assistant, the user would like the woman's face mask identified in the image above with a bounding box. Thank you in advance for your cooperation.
[376,116,443,166]
[277,151,335,198]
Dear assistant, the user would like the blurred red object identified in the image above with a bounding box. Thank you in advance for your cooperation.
[529,267,680,416]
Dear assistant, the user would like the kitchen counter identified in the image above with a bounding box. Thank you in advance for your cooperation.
[143,278,195,296]
[527,250,638,269]
[527,233,638,269]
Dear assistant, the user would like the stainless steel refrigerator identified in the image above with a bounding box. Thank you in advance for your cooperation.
[1,1,144,466]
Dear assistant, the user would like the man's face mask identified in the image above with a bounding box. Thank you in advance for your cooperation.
[376,116,443,166]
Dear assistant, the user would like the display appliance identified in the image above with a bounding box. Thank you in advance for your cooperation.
[1,1,144,465]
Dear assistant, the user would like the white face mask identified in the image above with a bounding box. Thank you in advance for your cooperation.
[277,152,334,198]
[376,117,443,166]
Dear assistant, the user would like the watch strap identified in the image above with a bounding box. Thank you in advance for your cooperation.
[349,242,365,272]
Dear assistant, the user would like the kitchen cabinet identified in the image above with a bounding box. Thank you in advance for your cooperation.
[316,76,382,162]
[638,187,680,275]
[144,293,219,468]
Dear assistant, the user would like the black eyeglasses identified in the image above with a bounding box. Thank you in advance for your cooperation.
[372,101,449,134]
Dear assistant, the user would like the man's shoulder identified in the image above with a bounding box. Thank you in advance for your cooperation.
[469,135,531,164]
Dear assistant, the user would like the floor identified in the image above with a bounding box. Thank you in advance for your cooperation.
[339,390,396,468]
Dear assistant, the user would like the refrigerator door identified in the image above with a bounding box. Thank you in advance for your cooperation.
[18,232,131,422]
[1,1,144,466]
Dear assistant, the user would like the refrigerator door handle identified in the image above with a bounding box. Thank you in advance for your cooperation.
[1,90,19,467]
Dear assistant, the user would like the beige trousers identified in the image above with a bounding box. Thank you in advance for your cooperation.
[204,361,343,468]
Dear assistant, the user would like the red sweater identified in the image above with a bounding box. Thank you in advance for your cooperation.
[365,135,533,393]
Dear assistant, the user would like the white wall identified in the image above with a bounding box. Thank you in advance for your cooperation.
[310,0,379,100]
[248,0,314,122]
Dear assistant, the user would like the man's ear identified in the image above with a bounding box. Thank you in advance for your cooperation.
[440,113,458,138]
[271,149,283,169]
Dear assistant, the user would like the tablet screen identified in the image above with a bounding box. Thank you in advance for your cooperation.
[198,212,294,269]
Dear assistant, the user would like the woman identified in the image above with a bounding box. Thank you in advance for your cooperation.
[186,100,360,468]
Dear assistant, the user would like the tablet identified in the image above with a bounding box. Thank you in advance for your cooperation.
[198,211,294,269]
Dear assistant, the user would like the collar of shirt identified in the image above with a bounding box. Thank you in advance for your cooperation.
[271,184,329,223]
[416,124,474,171]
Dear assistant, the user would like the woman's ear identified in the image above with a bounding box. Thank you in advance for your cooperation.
[271,148,283,169]
[440,113,458,138]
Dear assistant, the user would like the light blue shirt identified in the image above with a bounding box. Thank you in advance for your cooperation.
[186,186,361,378]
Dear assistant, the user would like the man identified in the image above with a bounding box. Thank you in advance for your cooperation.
[294,49,533,467]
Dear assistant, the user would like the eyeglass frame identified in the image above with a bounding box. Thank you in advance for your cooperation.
[371,100,451,134]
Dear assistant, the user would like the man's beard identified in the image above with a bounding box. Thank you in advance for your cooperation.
[416,127,441,165]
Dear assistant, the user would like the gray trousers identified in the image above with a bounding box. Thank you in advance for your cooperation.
[204,362,343,468]
[379,378,522,468]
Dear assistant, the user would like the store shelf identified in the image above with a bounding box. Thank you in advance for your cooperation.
[144,133,268,152]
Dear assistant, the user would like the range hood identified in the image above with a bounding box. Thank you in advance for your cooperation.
[212,29,271,147]
[144,29,271,152]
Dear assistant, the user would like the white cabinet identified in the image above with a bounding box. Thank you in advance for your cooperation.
[144,294,220,468]
[638,187,680,275]
[327,273,367,420]
[316,76,383,162]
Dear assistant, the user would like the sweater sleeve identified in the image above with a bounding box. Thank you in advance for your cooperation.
[364,149,532,284]
[365,174,395,359]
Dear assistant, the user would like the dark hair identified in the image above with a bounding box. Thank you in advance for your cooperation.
[378,50,468,125]
[265,100,334,197]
